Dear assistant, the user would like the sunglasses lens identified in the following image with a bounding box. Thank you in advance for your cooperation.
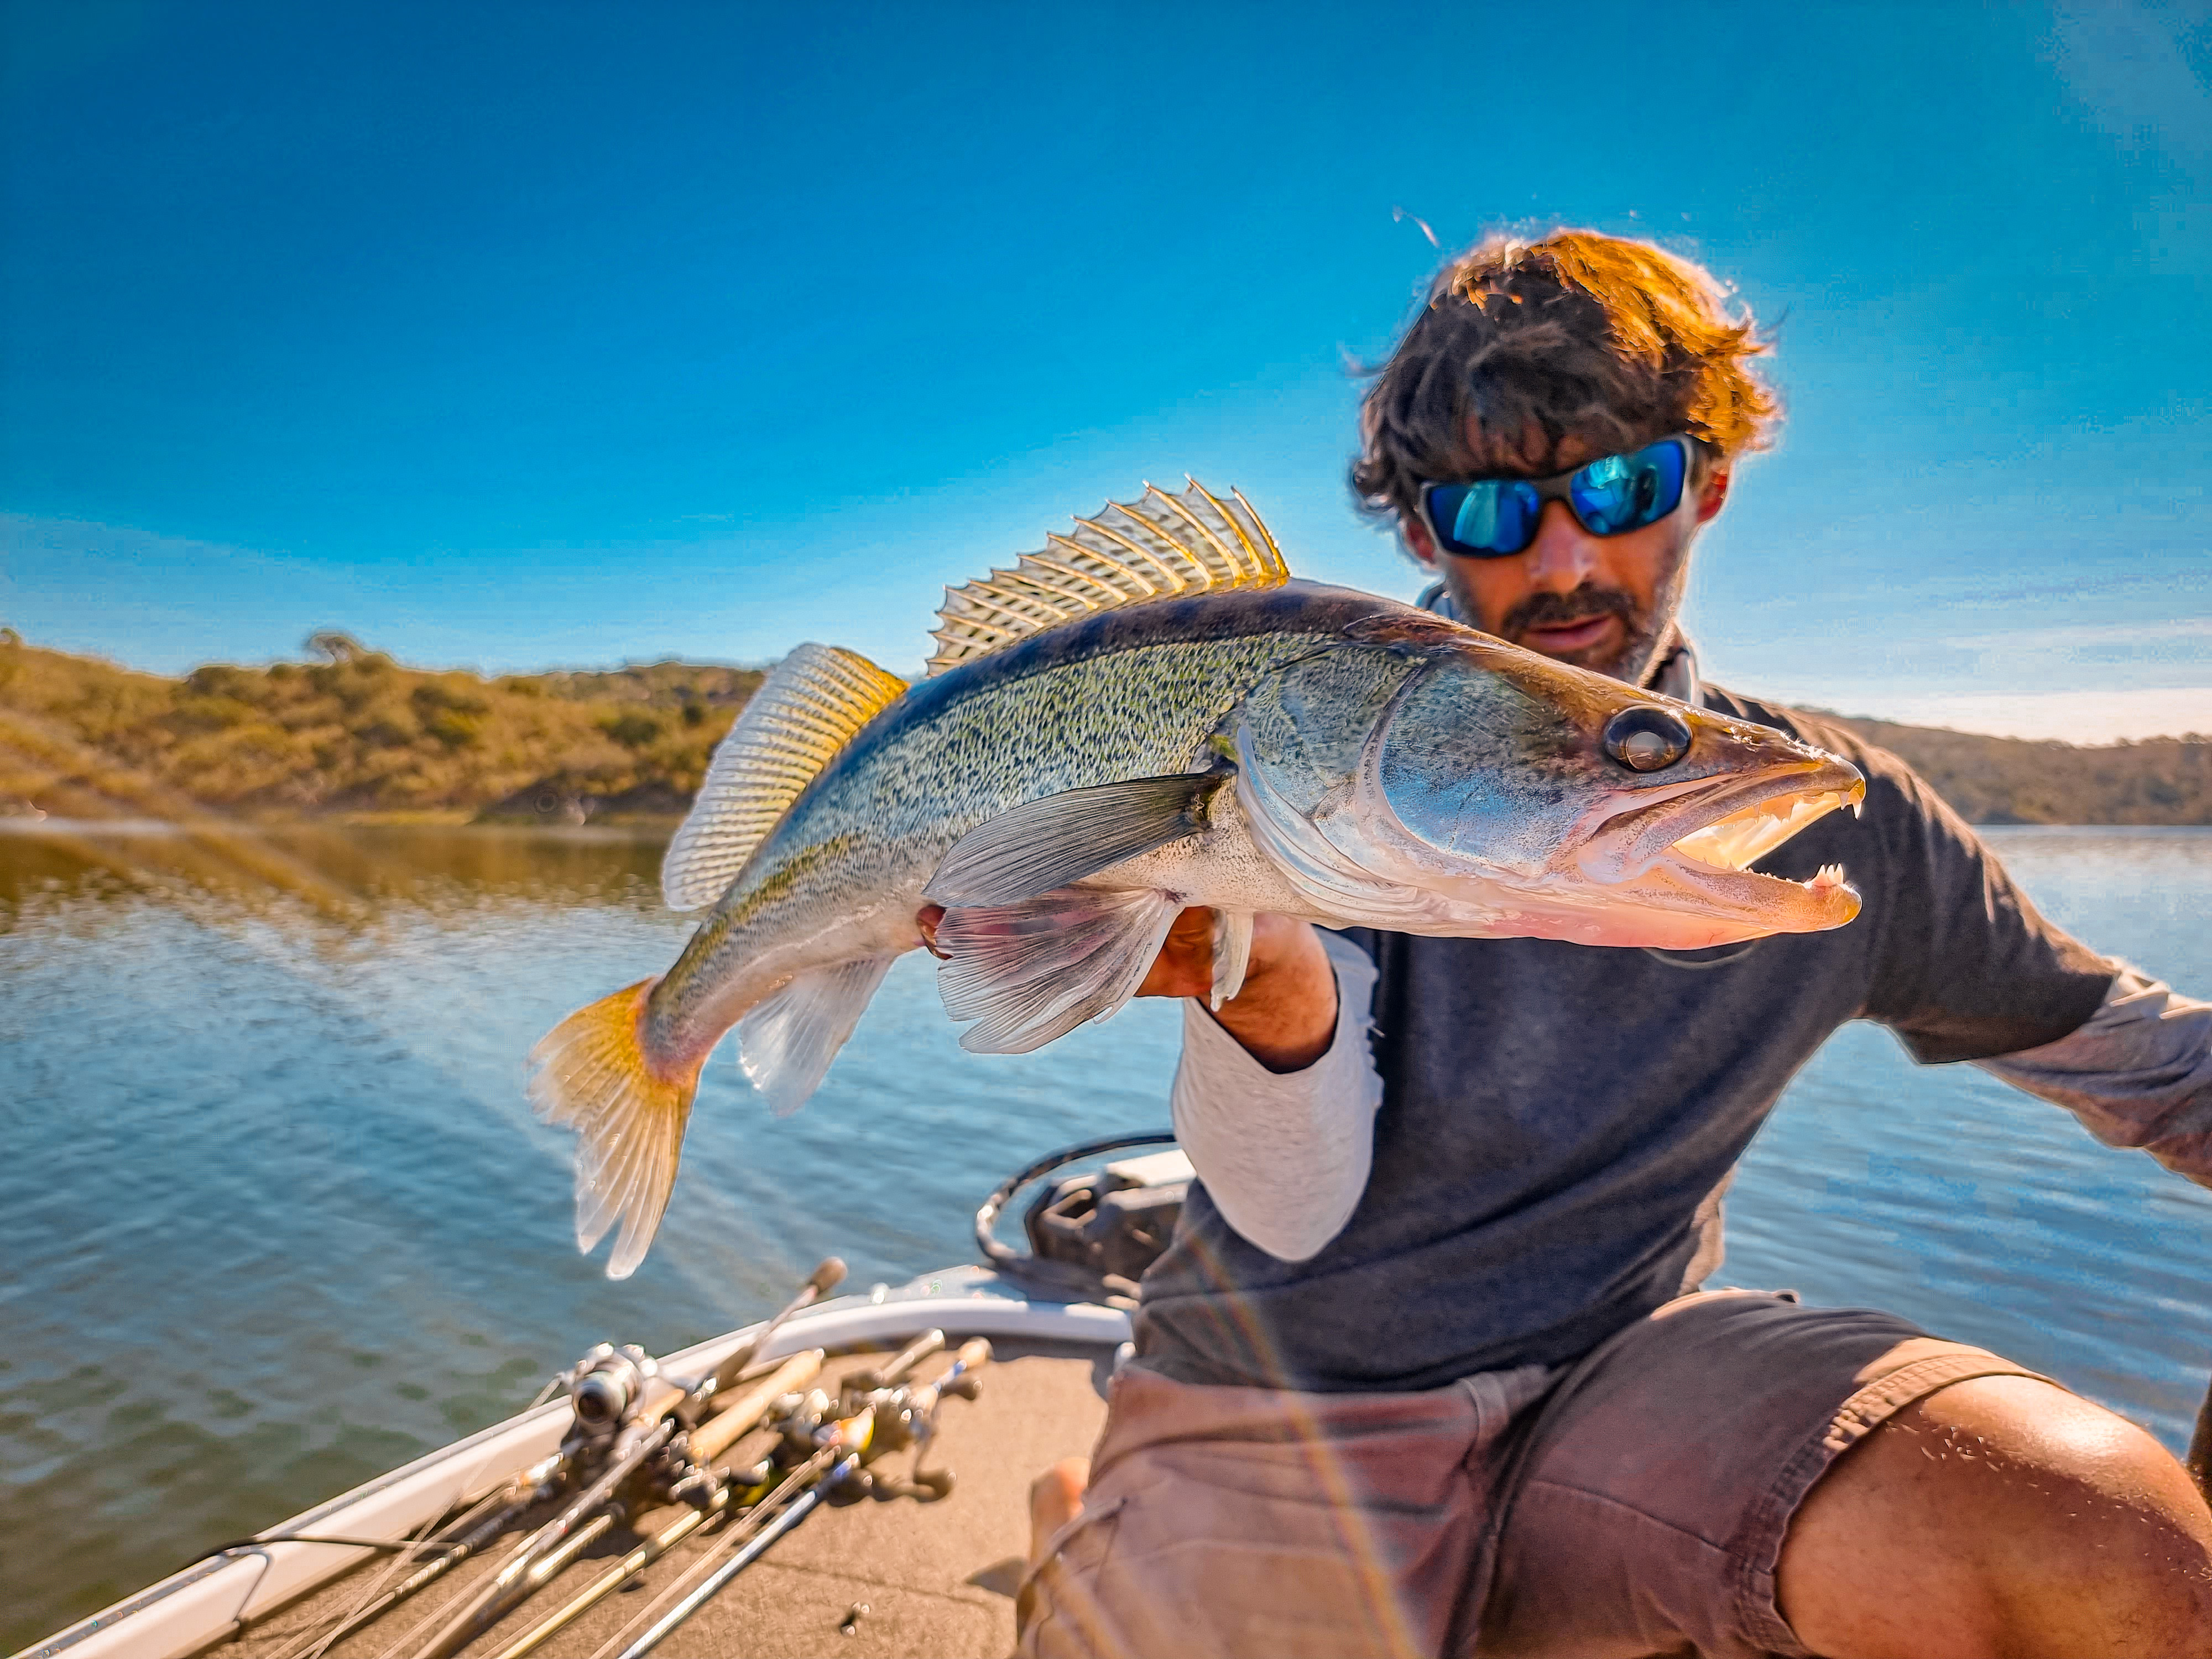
[1569,439,1687,535]
[1426,480,1542,556]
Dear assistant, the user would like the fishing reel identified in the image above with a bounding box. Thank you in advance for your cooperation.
[561,1343,661,1438]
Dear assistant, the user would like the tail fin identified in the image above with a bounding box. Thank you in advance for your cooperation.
[526,979,699,1279]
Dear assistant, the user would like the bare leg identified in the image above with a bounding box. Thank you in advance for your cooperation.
[1028,1457,1091,1569]
[1778,1375,2212,1657]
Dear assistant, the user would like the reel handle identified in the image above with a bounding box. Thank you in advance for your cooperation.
[911,1338,993,1416]
[852,1328,945,1390]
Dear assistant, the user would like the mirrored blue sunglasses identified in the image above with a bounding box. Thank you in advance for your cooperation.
[1418,437,1692,559]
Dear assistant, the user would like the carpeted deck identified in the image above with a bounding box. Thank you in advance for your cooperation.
[219,1342,1112,1659]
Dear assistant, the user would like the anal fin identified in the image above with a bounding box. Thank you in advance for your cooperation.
[737,956,895,1115]
[935,888,1180,1054]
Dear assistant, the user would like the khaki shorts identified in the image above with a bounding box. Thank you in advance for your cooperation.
[1017,1290,2049,1659]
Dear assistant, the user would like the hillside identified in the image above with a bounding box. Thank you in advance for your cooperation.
[0,632,2206,827]
[0,633,761,824]
[1827,716,2212,827]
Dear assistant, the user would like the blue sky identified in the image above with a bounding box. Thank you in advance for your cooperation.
[3,1,2207,742]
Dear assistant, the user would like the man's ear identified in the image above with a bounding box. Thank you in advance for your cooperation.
[1695,462,1732,525]
[1404,514,1441,567]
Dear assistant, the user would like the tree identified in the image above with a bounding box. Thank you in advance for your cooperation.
[305,630,367,663]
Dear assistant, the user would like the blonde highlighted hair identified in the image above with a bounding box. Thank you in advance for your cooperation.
[1353,229,1778,519]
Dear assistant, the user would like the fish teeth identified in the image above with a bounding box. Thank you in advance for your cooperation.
[1804,862,1848,891]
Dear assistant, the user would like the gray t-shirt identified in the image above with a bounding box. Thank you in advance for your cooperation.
[1133,693,2116,1392]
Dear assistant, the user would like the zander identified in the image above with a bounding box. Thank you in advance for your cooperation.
[529,482,1864,1275]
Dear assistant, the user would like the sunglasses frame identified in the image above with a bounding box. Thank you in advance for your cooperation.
[1415,435,1702,560]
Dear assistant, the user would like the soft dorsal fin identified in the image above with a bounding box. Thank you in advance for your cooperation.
[926,479,1288,676]
[662,644,907,911]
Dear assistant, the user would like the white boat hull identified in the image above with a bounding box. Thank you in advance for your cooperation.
[26,1267,1129,1659]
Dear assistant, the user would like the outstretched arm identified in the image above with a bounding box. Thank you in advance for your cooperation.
[1977,967,2212,1183]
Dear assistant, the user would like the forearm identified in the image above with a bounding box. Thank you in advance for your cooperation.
[1975,966,2212,1183]
[1208,914,1339,1071]
[1171,933,1381,1262]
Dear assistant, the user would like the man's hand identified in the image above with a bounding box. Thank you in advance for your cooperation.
[915,904,1338,1073]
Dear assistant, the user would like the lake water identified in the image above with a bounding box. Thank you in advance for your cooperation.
[4,823,2210,1644]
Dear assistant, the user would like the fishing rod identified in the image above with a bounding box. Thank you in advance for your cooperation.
[707,1256,846,1395]
[401,1388,679,1658]
[512,1336,947,1659]
[606,1337,993,1659]
[566,1332,966,1659]
[480,1349,827,1659]
[284,1455,565,1658]
[389,1257,847,1659]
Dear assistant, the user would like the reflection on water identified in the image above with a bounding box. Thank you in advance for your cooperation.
[3,822,2210,1643]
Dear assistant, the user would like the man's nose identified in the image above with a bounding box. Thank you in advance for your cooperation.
[1522,500,1601,592]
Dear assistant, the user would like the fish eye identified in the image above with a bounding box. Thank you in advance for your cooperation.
[1603,705,1692,773]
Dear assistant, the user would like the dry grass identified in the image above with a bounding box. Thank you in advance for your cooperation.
[0,634,761,823]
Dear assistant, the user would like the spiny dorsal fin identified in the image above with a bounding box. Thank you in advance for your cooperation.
[661,644,907,911]
[926,478,1288,676]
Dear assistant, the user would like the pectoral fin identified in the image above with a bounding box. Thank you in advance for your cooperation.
[924,774,1224,907]
[737,956,895,1115]
[934,887,1181,1053]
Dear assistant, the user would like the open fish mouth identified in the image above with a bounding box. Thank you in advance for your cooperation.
[1585,761,1867,907]
[1670,780,1861,877]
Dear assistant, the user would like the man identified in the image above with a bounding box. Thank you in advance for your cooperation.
[990,231,2212,1658]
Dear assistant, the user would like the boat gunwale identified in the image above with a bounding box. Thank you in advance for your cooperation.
[24,1268,1130,1659]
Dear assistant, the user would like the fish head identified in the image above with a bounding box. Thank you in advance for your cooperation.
[1234,611,1865,950]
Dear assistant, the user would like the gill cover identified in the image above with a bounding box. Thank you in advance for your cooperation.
[1229,642,1475,931]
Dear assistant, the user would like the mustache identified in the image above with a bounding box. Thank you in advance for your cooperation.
[1500,585,1639,641]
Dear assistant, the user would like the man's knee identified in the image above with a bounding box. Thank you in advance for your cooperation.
[1780,1374,2212,1657]
[1028,1456,1090,1569]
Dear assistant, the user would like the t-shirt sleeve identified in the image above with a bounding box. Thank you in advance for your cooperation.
[1823,724,2115,1062]
[1169,934,1383,1261]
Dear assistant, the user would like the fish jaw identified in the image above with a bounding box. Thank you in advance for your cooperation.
[1567,758,1867,941]
[1268,752,1863,949]
[1234,632,1870,949]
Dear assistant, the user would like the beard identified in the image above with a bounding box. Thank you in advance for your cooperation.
[1487,545,1689,688]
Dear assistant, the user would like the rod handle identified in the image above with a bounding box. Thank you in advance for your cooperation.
[638,1378,686,1425]
[953,1337,993,1374]
[690,1349,822,1465]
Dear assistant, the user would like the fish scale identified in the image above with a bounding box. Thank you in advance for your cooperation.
[529,483,1866,1279]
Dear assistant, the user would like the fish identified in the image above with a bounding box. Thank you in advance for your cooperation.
[528,481,1865,1276]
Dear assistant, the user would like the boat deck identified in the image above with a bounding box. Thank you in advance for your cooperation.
[218,1343,1110,1659]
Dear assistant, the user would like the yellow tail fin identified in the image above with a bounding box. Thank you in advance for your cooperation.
[526,979,699,1279]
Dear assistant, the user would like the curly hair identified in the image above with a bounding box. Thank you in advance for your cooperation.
[1352,230,1778,522]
